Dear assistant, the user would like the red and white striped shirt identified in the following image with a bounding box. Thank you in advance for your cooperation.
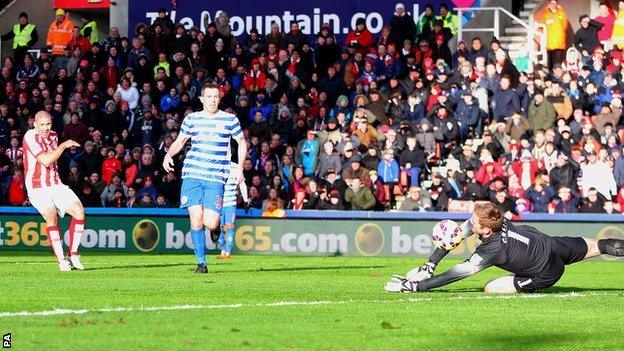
[22,129,62,190]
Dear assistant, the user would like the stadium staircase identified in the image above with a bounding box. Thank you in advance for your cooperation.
[455,0,547,65]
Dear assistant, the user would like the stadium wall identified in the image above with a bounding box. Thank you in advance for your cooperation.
[1,207,623,259]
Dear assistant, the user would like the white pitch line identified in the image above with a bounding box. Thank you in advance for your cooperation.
[0,291,620,318]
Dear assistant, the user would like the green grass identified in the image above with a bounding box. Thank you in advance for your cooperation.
[0,252,623,351]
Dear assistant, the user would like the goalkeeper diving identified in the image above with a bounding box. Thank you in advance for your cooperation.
[386,202,624,293]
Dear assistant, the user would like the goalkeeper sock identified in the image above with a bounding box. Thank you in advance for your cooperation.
[218,231,226,250]
[46,226,65,262]
[190,228,207,265]
[225,227,235,254]
[598,239,624,256]
[428,247,450,267]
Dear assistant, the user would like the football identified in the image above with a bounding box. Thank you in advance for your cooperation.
[431,220,463,251]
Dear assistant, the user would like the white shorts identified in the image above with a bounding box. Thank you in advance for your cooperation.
[28,184,81,218]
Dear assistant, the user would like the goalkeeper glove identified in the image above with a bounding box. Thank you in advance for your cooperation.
[391,262,435,282]
[384,276,419,293]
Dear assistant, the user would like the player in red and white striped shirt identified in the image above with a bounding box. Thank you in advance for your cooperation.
[23,111,87,271]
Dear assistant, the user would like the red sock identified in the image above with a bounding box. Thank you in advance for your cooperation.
[69,218,85,256]
[46,226,64,262]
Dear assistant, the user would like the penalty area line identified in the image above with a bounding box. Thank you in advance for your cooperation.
[0,291,620,318]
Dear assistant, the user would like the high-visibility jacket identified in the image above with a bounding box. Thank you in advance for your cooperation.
[46,17,75,55]
[80,20,98,44]
[543,6,568,51]
[12,23,36,49]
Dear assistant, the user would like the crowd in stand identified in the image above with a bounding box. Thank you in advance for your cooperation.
[1,1,624,216]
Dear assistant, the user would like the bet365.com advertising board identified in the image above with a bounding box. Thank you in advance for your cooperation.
[1,214,623,259]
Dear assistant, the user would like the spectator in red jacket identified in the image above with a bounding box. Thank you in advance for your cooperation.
[243,58,266,93]
[345,18,374,55]
[511,150,540,190]
[7,166,27,206]
[475,151,504,185]
[101,148,122,184]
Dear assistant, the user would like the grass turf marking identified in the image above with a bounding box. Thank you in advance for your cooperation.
[1,291,620,319]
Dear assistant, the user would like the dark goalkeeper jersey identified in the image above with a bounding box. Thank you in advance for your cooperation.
[418,219,554,292]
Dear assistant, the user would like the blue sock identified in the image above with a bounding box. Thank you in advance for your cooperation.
[190,228,206,265]
[218,231,226,251]
[225,227,235,254]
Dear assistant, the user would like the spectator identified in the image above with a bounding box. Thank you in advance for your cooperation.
[1,12,38,64]
[553,186,580,213]
[436,3,459,36]
[574,15,604,58]
[344,177,376,210]
[399,185,432,211]
[295,130,320,177]
[525,179,555,213]
[345,18,374,54]
[528,89,556,132]
[541,0,568,68]
[613,1,624,49]
[492,75,520,121]
[594,2,615,45]
[263,198,286,217]
[317,189,345,210]
[580,187,608,213]
[389,3,416,46]
[101,148,121,184]
[46,8,75,56]
[581,151,617,199]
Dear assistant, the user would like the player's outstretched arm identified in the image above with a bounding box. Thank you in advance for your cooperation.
[36,140,79,167]
[386,253,491,293]
[163,135,189,172]
[401,219,474,281]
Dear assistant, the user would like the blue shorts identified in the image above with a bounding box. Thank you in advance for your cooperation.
[220,205,237,226]
[180,178,224,213]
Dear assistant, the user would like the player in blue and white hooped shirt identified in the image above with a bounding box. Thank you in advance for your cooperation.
[218,161,248,259]
[163,83,247,274]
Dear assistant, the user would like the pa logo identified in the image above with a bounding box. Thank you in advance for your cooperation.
[3,333,11,348]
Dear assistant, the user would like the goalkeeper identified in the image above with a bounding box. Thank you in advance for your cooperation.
[386,202,624,293]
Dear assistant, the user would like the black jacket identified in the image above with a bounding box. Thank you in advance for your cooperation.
[574,20,604,55]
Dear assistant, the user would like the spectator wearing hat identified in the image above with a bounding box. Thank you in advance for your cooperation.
[582,151,617,199]
[365,89,387,125]
[377,148,399,194]
[47,8,75,56]
[1,12,38,65]
[137,176,158,202]
[541,0,568,67]
[315,141,342,178]
[131,108,160,147]
[153,7,175,39]
[77,184,101,208]
[428,174,451,210]
[284,21,308,50]
[389,3,416,46]
[505,112,531,142]
[345,17,373,55]
[528,89,556,132]
[342,154,369,185]
[454,91,480,138]
[432,106,459,153]
[15,54,39,81]
[367,169,388,210]
[317,189,345,210]
[511,150,540,190]
[416,4,436,42]
[353,117,377,148]
[553,186,580,213]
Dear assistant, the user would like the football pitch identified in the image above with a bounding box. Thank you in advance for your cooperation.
[1,252,623,350]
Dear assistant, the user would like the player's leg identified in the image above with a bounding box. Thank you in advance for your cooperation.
[200,181,225,244]
[181,179,209,273]
[587,237,624,258]
[218,211,226,256]
[64,200,86,270]
[224,209,236,256]
[484,276,518,294]
[188,204,208,271]
[30,189,69,270]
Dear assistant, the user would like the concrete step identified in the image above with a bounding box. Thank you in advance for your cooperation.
[498,35,526,42]
[519,11,532,18]
[524,3,538,10]
[502,43,527,51]
[505,27,528,34]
